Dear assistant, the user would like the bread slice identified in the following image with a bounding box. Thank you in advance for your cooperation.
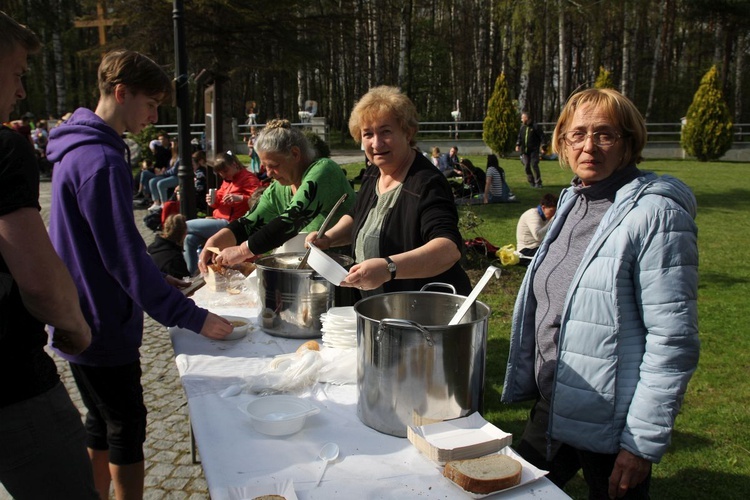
[443,454,523,494]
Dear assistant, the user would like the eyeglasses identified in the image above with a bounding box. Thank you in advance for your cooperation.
[562,130,621,149]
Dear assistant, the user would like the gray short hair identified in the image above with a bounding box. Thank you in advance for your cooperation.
[255,119,316,162]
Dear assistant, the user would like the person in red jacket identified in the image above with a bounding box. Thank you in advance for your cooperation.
[184,151,260,274]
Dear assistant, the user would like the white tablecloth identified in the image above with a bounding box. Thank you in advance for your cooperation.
[170,287,570,500]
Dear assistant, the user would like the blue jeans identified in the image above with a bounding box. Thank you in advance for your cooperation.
[183,218,229,274]
[152,175,179,203]
[139,170,159,197]
[0,382,99,498]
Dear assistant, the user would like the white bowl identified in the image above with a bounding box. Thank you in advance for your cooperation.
[326,306,356,320]
[307,244,349,285]
[221,315,250,340]
[242,395,320,436]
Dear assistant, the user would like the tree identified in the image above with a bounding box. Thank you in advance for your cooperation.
[7,0,750,127]
[482,73,517,157]
[681,65,734,161]
[594,66,615,89]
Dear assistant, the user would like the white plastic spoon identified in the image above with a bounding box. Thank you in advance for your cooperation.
[314,442,339,487]
[448,265,501,325]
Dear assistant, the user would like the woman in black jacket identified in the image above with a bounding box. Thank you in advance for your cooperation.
[307,86,470,296]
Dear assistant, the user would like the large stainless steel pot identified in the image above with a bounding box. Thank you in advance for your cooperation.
[255,252,354,339]
[354,288,490,437]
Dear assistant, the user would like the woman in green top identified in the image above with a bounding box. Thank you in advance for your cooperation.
[199,119,355,272]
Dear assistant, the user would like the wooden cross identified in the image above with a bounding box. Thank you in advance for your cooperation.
[74,0,117,47]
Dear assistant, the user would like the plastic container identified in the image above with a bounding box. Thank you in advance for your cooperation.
[220,315,250,340]
[241,395,320,436]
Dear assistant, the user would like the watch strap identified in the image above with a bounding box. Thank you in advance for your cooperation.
[384,256,396,280]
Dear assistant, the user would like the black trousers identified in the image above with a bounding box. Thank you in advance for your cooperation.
[516,398,652,500]
[521,152,542,185]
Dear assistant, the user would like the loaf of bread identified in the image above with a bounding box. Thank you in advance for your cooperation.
[232,261,256,277]
[206,264,228,292]
[296,340,320,354]
[443,454,523,494]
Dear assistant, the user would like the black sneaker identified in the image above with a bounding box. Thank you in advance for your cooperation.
[133,198,149,208]
[133,192,145,200]
[535,181,543,188]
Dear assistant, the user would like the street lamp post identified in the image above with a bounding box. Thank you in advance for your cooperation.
[173,0,196,219]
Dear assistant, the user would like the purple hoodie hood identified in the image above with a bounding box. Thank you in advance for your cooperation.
[47,108,126,165]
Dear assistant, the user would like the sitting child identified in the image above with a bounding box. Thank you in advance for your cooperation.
[147,214,190,278]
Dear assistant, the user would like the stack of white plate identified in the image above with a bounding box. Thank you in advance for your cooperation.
[320,306,357,348]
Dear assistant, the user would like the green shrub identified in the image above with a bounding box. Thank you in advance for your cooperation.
[594,66,615,89]
[483,73,518,157]
[681,65,733,161]
[304,129,331,158]
[128,124,160,165]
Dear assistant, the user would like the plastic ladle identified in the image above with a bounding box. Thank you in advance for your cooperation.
[448,265,501,326]
[314,442,339,487]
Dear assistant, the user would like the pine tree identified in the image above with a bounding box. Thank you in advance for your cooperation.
[681,65,734,161]
[594,66,615,89]
[483,73,518,157]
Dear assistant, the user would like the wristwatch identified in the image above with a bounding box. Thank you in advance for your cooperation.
[384,256,397,281]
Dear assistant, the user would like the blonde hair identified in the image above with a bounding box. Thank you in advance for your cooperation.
[431,146,441,158]
[254,119,316,163]
[348,86,419,147]
[552,88,647,168]
[161,214,187,244]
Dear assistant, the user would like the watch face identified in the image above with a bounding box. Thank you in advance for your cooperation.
[387,262,396,272]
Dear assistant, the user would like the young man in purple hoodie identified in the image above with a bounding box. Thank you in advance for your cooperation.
[47,49,232,500]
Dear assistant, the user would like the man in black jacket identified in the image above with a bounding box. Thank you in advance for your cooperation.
[515,111,547,188]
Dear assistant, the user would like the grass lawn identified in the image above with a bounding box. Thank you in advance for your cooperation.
[336,155,750,499]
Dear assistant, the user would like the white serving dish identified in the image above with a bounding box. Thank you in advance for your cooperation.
[220,315,251,340]
[241,395,320,436]
[407,412,513,465]
[307,243,348,285]
[325,306,356,320]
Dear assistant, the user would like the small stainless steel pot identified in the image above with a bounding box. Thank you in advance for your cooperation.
[255,252,354,339]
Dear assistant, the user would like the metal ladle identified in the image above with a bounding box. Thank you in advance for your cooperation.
[297,193,348,269]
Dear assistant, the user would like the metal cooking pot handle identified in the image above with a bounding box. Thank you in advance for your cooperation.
[419,282,456,294]
[377,318,433,346]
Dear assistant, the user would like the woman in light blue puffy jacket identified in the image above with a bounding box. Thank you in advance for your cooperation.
[501,88,699,499]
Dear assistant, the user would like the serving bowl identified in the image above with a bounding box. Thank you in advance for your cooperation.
[242,395,320,436]
[220,315,250,340]
[307,244,348,285]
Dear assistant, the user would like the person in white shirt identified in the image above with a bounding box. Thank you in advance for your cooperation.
[516,193,557,264]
